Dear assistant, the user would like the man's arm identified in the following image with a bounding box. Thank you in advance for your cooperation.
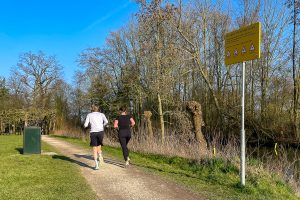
[84,114,90,128]
[103,114,108,126]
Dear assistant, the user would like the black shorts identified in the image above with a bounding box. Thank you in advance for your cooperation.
[90,131,104,147]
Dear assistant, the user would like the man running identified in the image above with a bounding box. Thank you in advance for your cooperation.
[84,104,108,170]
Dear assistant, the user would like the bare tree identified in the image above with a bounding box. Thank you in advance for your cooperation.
[11,51,62,109]
[287,0,300,138]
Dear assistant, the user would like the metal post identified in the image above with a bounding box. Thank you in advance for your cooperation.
[240,61,246,186]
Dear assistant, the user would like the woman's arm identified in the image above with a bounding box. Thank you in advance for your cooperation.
[114,120,119,129]
[130,118,135,127]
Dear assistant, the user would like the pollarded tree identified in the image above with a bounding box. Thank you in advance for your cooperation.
[165,0,230,134]
[136,0,183,143]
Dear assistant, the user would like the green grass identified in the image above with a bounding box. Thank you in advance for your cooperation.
[51,134,300,200]
[0,135,98,200]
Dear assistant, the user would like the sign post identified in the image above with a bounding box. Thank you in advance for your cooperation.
[225,22,261,186]
[241,61,245,185]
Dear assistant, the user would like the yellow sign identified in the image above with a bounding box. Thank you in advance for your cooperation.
[225,22,261,65]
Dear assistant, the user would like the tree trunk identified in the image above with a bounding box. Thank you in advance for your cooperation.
[13,123,15,134]
[292,0,299,139]
[158,94,165,144]
[187,101,207,150]
[144,111,154,140]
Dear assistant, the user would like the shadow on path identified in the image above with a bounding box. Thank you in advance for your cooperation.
[52,155,94,170]
[104,158,126,168]
[73,154,126,168]
[74,154,93,160]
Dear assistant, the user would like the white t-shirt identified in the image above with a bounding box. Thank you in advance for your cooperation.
[84,112,108,132]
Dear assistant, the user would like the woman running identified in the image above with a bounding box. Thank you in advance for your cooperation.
[114,106,135,166]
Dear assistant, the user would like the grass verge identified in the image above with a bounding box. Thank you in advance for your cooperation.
[0,135,98,200]
[51,134,299,200]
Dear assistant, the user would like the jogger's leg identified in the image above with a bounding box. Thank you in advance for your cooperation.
[97,145,102,154]
[97,131,104,163]
[119,136,128,161]
[93,146,98,160]
[97,145,104,165]
[93,146,99,169]
[125,136,131,161]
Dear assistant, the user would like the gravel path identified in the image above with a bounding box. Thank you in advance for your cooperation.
[42,135,204,200]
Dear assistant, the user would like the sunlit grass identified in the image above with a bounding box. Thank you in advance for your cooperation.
[0,135,98,200]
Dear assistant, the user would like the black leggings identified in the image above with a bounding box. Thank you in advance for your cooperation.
[118,129,131,161]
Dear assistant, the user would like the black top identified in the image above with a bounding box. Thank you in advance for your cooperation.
[116,115,131,130]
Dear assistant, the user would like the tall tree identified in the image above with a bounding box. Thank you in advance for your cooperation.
[0,77,9,111]
[11,51,62,109]
[287,0,300,138]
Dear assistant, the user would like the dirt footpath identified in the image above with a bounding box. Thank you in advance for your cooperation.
[42,135,204,200]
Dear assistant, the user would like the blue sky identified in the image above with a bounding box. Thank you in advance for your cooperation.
[0,0,138,83]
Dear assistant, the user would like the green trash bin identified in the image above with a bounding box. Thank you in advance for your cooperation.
[23,127,41,154]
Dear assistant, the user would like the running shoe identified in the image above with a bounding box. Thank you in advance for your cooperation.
[95,161,99,170]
